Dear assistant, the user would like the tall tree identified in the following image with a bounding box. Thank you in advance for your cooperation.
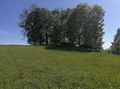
[111,28,120,54]
[83,5,104,51]
[51,9,71,45]
[19,4,52,45]
[51,9,62,45]
[66,3,104,51]
[19,3,105,51]
[66,3,91,47]
[89,5,105,51]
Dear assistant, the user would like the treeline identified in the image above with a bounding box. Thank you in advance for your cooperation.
[111,28,120,55]
[19,3,105,52]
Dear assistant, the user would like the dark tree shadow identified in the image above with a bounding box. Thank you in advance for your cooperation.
[45,44,98,52]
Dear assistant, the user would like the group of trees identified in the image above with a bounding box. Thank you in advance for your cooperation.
[19,3,105,52]
[111,28,120,54]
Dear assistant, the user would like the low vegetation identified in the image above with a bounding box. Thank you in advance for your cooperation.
[0,46,120,89]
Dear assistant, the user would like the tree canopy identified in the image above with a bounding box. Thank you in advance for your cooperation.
[19,3,105,52]
[111,28,120,54]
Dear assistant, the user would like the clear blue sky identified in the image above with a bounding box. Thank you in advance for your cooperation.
[0,0,120,48]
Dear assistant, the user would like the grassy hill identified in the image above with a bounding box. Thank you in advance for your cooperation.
[0,46,120,89]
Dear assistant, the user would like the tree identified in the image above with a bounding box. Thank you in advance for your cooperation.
[19,3,105,52]
[75,3,92,50]
[66,3,104,51]
[51,9,63,45]
[111,28,120,54]
[51,9,72,46]
[90,5,105,51]
[19,4,52,45]
[66,3,90,46]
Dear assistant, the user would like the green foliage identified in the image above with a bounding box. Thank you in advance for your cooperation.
[111,28,120,54]
[19,3,104,51]
[90,5,105,51]
[66,3,91,47]
[0,46,120,89]
[66,3,104,51]
[51,9,67,45]
[19,4,52,45]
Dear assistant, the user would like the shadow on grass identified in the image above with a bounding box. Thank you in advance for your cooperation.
[45,45,95,52]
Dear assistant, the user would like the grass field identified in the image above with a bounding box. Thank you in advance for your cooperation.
[0,46,120,89]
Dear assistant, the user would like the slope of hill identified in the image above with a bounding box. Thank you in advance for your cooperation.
[0,46,120,89]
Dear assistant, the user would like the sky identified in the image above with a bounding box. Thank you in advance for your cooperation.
[0,0,120,49]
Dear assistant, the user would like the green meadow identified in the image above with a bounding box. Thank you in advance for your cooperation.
[0,46,120,89]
